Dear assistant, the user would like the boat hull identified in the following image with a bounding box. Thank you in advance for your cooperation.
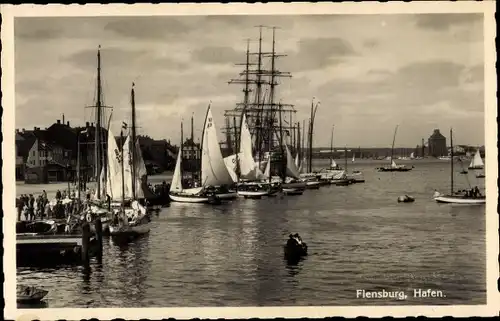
[237,190,270,198]
[468,166,484,170]
[169,193,210,203]
[378,167,412,172]
[305,181,321,189]
[216,192,238,200]
[331,179,351,186]
[282,188,304,196]
[434,195,486,204]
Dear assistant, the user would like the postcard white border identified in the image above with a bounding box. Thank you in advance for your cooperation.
[2,2,498,320]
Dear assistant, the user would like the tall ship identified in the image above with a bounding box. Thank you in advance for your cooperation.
[222,26,305,194]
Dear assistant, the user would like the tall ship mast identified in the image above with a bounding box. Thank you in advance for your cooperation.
[86,45,112,199]
[224,26,296,171]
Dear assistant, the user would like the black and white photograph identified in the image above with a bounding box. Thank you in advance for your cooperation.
[2,2,498,319]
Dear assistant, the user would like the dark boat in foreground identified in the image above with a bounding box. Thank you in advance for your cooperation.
[17,285,48,304]
[284,233,308,262]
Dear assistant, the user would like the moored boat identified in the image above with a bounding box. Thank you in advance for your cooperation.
[17,285,48,304]
[433,128,486,205]
[468,148,484,170]
[434,194,485,204]
[378,125,413,172]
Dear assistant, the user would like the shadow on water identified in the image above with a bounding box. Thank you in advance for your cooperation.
[284,257,306,277]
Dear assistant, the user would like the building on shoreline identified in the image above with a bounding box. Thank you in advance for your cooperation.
[428,129,447,157]
[16,119,177,183]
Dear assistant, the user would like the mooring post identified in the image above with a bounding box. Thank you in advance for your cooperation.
[95,217,103,263]
[81,222,91,268]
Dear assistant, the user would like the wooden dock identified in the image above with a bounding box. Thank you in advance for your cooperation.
[16,221,103,268]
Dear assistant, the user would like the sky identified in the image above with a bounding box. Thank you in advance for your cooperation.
[14,13,485,148]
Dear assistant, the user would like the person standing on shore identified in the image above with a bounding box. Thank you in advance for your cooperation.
[28,194,35,221]
[16,196,23,221]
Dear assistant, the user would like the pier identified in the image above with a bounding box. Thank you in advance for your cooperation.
[16,222,102,267]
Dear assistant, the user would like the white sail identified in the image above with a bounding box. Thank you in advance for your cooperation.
[352,155,355,163]
[469,149,484,168]
[330,159,337,169]
[94,168,106,200]
[106,129,124,201]
[122,135,134,199]
[263,159,270,179]
[391,160,398,168]
[223,153,240,183]
[134,138,147,199]
[201,106,235,186]
[170,149,183,193]
[294,153,300,168]
[285,144,301,179]
[238,114,265,180]
[169,148,205,196]
[299,156,307,173]
[410,152,415,159]
[238,114,255,178]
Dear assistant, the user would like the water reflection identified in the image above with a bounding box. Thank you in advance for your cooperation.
[285,258,304,277]
[16,161,487,307]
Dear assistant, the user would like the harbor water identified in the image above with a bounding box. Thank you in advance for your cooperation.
[15,159,486,307]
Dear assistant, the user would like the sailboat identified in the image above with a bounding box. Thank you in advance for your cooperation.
[433,129,486,204]
[476,171,485,178]
[298,98,322,189]
[170,105,237,203]
[233,114,277,198]
[200,105,238,200]
[468,148,484,170]
[108,84,151,235]
[168,124,212,203]
[104,84,150,222]
[318,125,348,183]
[378,125,413,172]
[109,126,150,239]
[281,142,307,195]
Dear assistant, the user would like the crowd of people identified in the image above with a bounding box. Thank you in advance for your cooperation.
[16,187,98,222]
[459,186,483,198]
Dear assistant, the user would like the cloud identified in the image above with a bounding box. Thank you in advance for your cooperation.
[103,16,196,40]
[63,47,151,71]
[14,14,486,147]
[191,46,244,65]
[283,37,356,72]
[414,13,483,31]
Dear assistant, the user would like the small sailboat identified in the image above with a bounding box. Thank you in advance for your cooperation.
[200,105,238,200]
[170,105,236,203]
[232,114,276,198]
[433,128,486,205]
[109,125,150,240]
[378,125,412,172]
[168,122,212,204]
[468,148,484,170]
[476,171,485,178]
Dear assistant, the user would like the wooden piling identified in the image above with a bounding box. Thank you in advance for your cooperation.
[81,222,90,268]
[95,217,103,263]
